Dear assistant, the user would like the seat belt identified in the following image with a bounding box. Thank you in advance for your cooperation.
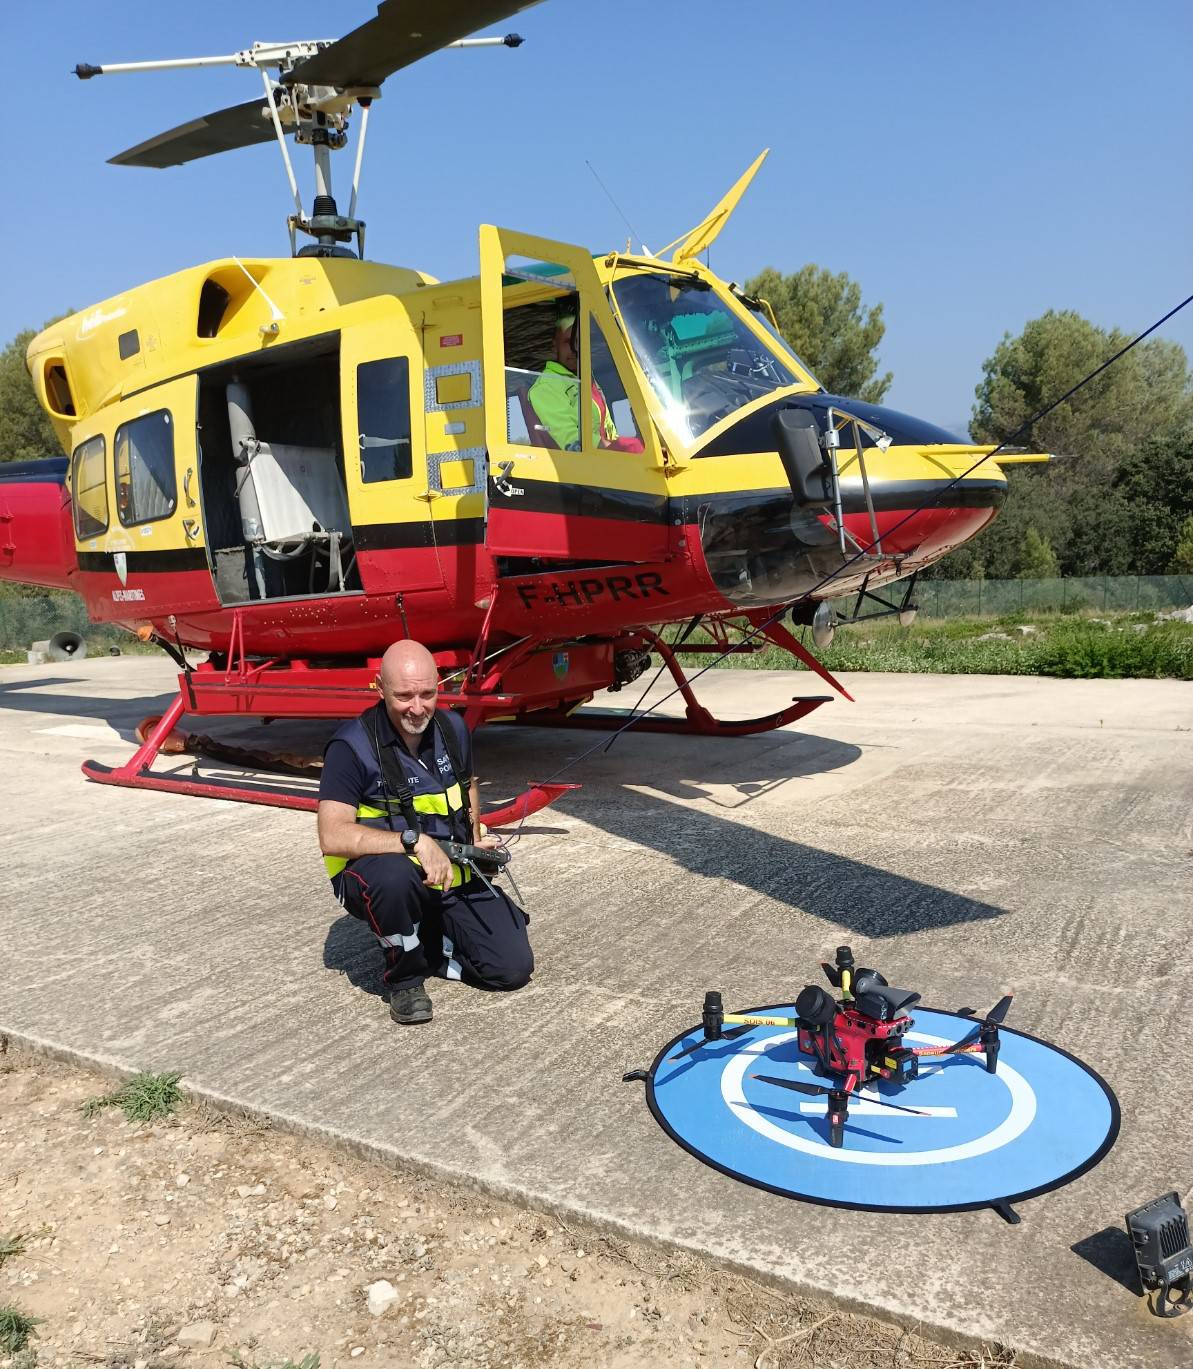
[433,710,474,840]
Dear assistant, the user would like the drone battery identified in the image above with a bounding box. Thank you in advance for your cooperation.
[881,1046,919,1085]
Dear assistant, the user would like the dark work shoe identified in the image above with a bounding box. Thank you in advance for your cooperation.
[389,984,433,1025]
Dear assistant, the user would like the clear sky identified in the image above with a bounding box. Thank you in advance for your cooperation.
[3,0,1191,432]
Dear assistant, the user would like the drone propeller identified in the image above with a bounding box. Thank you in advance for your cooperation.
[750,1074,929,1116]
[669,1022,754,1061]
[945,994,1013,1055]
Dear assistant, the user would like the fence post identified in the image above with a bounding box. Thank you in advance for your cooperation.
[977,578,982,617]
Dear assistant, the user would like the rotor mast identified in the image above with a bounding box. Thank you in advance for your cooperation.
[75,4,533,259]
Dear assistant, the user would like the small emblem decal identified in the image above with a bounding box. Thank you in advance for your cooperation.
[553,651,569,680]
[113,551,128,586]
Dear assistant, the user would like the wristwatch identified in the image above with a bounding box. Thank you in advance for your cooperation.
[400,828,420,853]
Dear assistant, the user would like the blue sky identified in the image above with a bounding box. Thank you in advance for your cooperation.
[3,0,1190,431]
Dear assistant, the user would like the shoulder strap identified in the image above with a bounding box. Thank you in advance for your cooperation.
[433,709,474,836]
[361,703,421,834]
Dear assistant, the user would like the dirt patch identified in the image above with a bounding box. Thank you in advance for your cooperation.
[0,1045,1016,1369]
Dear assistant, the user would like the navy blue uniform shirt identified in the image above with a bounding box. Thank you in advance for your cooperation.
[320,705,473,811]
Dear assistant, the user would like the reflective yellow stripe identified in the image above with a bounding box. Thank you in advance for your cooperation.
[411,783,464,816]
[354,784,462,820]
[323,852,469,887]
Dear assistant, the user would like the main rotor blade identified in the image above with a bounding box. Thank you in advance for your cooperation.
[669,1023,753,1061]
[286,0,541,89]
[109,97,278,168]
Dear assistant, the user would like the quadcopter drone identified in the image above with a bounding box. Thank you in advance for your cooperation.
[670,945,1013,1149]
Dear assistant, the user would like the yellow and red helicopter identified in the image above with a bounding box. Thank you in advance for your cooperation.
[0,0,1043,820]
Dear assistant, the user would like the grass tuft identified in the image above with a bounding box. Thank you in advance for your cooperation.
[0,1303,42,1354]
[81,1070,184,1123]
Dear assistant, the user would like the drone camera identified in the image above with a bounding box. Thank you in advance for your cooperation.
[1125,1192,1193,1317]
[881,1046,919,1085]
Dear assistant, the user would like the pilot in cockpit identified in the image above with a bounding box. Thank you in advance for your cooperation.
[527,296,643,453]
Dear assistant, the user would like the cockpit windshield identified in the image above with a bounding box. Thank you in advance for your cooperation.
[611,273,802,444]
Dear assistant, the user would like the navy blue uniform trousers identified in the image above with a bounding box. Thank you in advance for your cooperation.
[338,853,532,992]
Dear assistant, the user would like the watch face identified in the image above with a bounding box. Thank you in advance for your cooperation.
[402,830,419,850]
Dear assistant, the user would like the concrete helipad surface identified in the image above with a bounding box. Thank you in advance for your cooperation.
[1,655,1190,1367]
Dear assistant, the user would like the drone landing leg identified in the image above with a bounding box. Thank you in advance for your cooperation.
[827,1088,849,1149]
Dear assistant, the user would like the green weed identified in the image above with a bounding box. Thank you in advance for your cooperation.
[0,1303,42,1354]
[82,1071,184,1123]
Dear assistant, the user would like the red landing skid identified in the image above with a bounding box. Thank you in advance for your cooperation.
[80,619,842,813]
[519,625,836,737]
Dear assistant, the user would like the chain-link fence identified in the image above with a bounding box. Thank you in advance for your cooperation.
[915,576,1192,619]
[2,576,1191,650]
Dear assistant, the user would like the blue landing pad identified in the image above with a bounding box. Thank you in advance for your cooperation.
[643,1006,1119,1216]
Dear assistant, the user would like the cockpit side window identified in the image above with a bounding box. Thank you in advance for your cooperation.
[502,296,580,451]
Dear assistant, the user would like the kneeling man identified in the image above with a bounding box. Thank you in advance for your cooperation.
[318,640,533,1024]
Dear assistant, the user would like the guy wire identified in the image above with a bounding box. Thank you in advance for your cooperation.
[586,159,644,252]
[526,288,1193,790]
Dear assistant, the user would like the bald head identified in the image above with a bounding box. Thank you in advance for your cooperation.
[377,640,439,745]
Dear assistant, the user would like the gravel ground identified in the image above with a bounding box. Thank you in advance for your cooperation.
[0,1043,1017,1369]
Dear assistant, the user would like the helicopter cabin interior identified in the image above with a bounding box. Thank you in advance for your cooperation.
[196,332,364,604]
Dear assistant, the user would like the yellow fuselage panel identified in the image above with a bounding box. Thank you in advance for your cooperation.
[26,257,438,431]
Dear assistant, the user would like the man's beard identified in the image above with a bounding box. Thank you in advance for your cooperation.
[400,714,432,737]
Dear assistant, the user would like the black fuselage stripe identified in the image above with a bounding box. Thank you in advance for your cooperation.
[77,548,211,573]
[488,478,668,522]
[354,517,486,551]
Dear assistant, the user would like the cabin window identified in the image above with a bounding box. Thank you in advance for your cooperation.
[114,410,177,526]
[71,435,108,539]
[357,356,412,483]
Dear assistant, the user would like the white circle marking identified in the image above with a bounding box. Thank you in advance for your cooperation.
[718,1027,1037,1166]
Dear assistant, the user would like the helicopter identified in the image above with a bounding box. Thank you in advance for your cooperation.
[667,944,1014,1149]
[0,0,1048,819]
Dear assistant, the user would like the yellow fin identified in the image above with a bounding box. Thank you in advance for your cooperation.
[667,149,769,264]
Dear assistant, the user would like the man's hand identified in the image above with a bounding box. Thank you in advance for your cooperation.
[476,833,501,851]
[414,833,453,889]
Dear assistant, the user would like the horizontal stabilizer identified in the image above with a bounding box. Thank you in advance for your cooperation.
[109,96,279,168]
[286,0,542,88]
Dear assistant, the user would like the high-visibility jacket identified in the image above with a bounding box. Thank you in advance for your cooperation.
[528,360,618,451]
[322,704,473,886]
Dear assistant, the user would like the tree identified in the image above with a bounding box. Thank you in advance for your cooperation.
[744,265,892,402]
[0,327,62,463]
[972,310,1192,482]
[1018,526,1060,579]
[947,311,1193,578]
[1170,515,1193,574]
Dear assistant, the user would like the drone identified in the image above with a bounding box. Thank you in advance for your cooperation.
[669,944,1013,1149]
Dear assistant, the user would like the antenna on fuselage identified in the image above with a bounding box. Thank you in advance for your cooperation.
[74,1,538,258]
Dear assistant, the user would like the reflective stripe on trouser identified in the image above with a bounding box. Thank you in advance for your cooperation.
[336,852,533,993]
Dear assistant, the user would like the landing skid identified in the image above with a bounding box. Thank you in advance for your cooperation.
[80,691,577,824]
[517,624,835,736]
[518,697,831,737]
